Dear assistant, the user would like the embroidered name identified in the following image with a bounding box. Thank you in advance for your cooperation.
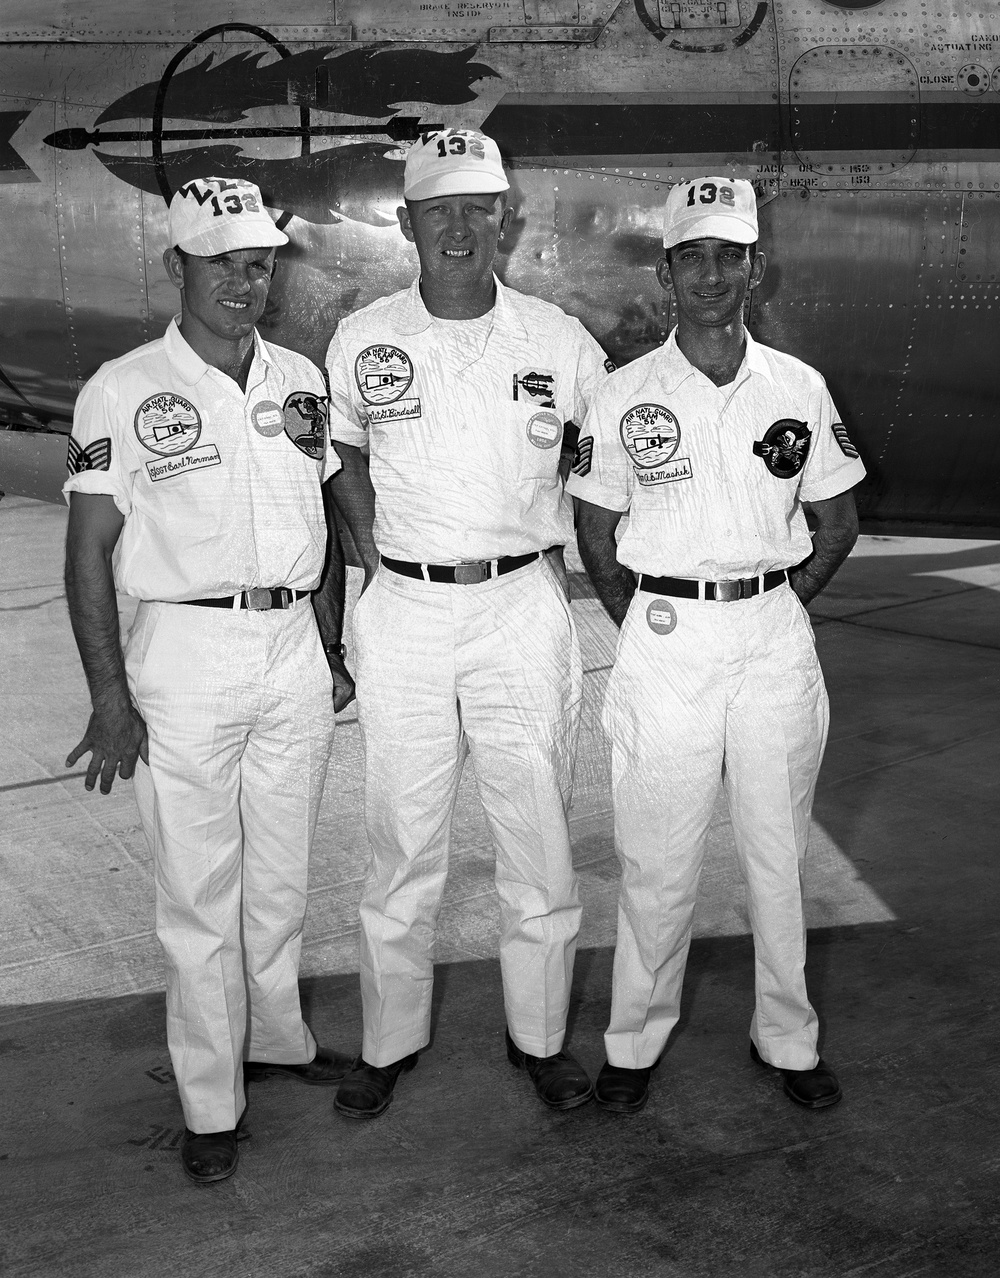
[368,398,421,423]
[145,445,221,482]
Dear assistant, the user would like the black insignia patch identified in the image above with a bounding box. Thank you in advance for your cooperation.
[831,421,860,458]
[572,436,594,477]
[66,436,112,475]
[513,367,555,408]
[753,419,811,479]
[604,358,617,374]
[283,392,328,461]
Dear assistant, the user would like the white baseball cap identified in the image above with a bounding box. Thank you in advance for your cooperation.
[168,177,288,255]
[403,129,509,203]
[662,177,758,250]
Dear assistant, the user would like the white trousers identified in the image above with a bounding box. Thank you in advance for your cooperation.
[352,558,583,1066]
[602,583,829,1072]
[125,599,335,1133]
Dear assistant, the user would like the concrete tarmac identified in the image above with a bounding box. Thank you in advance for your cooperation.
[1,495,998,1278]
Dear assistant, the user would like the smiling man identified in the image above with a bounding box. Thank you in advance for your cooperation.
[63,178,355,1185]
[324,129,611,1117]
[570,177,866,1114]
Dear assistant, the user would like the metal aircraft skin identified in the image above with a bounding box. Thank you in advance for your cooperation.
[0,0,998,535]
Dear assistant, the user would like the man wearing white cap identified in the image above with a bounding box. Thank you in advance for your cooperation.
[570,176,865,1113]
[324,129,610,1116]
[64,177,355,1183]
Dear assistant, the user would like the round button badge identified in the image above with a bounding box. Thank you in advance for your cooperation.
[526,410,562,449]
[252,400,285,437]
[646,598,677,635]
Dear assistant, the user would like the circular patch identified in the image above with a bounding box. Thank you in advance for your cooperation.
[251,400,285,437]
[355,345,413,405]
[134,393,202,457]
[283,391,328,461]
[619,404,680,470]
[526,410,562,450]
[752,419,811,479]
[646,599,677,635]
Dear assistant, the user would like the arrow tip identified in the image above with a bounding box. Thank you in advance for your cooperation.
[43,128,92,151]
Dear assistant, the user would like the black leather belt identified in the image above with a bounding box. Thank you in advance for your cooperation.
[637,570,787,602]
[182,587,307,611]
[381,552,540,585]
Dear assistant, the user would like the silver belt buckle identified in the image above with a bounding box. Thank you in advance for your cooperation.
[454,561,489,585]
[715,580,742,602]
[244,587,273,610]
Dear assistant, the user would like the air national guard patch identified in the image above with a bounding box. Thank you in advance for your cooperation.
[753,419,811,479]
[832,421,860,458]
[619,404,693,487]
[134,393,201,456]
[67,436,111,474]
[513,368,555,408]
[356,345,413,405]
[283,392,328,461]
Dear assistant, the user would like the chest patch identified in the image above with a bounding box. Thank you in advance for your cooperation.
[67,436,111,474]
[513,367,555,408]
[283,392,328,461]
[134,393,202,456]
[355,345,413,405]
[753,419,811,479]
[526,410,562,450]
[620,404,682,469]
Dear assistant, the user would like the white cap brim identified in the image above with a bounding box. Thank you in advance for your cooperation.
[664,212,757,250]
[405,171,510,203]
[176,220,288,255]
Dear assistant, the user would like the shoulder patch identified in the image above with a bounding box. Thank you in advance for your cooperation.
[572,436,594,477]
[753,419,811,478]
[831,421,860,458]
[67,436,112,474]
[283,392,328,461]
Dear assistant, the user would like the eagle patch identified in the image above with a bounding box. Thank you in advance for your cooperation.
[753,420,811,479]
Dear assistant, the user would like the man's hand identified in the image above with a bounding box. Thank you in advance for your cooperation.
[326,651,356,713]
[67,700,148,795]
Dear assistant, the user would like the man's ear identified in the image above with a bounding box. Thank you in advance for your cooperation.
[655,256,673,295]
[748,250,767,291]
[163,246,184,291]
[397,205,415,243]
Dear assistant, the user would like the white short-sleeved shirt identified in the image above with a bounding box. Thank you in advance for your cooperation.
[62,318,339,602]
[324,277,610,563]
[566,330,866,580]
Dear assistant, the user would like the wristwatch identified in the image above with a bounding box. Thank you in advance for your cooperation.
[324,642,347,661]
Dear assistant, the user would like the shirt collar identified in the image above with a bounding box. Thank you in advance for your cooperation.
[394,275,526,341]
[657,327,775,392]
[163,315,271,387]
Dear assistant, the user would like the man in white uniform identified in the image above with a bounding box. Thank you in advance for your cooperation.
[324,129,610,1116]
[569,177,865,1113]
[64,178,355,1183]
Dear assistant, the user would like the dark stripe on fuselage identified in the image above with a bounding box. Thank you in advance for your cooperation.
[483,101,1000,158]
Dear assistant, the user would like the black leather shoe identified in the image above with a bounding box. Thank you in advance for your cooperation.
[244,1046,353,1086]
[334,1053,418,1119]
[750,1041,843,1109]
[594,1060,652,1113]
[505,1029,594,1110]
[181,1128,239,1185]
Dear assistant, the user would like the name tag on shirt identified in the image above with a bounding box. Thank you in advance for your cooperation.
[145,444,222,482]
